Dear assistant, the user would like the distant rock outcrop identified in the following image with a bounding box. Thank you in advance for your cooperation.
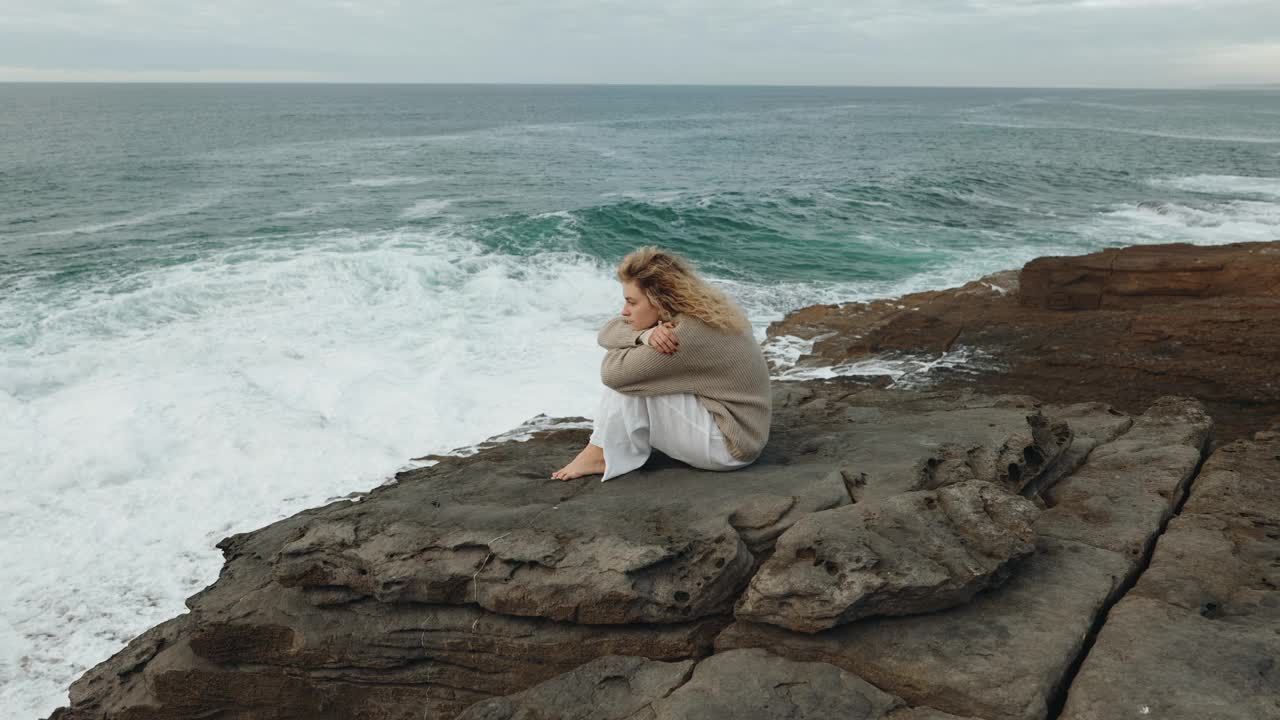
[768,241,1280,443]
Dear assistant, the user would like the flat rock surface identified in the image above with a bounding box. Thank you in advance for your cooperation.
[717,536,1131,720]
[769,241,1280,443]
[1034,396,1211,559]
[1059,429,1280,720]
[736,481,1040,632]
[269,386,1072,626]
[51,384,1107,720]
[457,649,976,720]
[717,398,1210,720]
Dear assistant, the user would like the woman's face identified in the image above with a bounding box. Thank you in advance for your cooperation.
[621,280,662,330]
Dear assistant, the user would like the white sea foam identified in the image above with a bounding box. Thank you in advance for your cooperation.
[957,120,1280,145]
[1150,174,1280,199]
[13,193,227,239]
[272,203,332,219]
[1083,198,1280,247]
[598,189,686,204]
[349,175,431,187]
[765,338,996,388]
[0,232,625,717]
[400,198,454,219]
[401,414,597,472]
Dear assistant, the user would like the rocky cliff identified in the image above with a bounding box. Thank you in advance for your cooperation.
[49,241,1280,720]
[770,241,1280,444]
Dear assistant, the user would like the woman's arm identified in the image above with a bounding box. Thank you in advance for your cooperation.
[600,342,681,393]
[600,318,701,393]
[597,317,647,349]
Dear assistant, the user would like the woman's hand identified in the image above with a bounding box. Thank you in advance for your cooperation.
[647,321,679,355]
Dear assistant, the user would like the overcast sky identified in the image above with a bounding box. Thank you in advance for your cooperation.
[1,0,1276,87]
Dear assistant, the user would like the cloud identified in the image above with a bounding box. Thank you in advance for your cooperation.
[0,65,345,83]
[1188,41,1280,84]
[0,0,1276,86]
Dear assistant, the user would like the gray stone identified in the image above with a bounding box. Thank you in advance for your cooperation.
[269,387,1074,627]
[458,649,908,720]
[736,481,1040,632]
[798,391,1073,503]
[45,385,1121,720]
[455,655,695,720]
[1035,396,1211,560]
[1058,596,1280,720]
[1059,430,1280,720]
[1019,402,1134,498]
[718,536,1132,720]
[717,398,1212,720]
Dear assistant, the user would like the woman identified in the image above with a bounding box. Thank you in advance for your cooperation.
[552,247,772,481]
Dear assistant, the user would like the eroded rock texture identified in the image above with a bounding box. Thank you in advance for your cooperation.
[49,384,1109,720]
[736,481,1040,632]
[769,240,1280,443]
[717,397,1211,720]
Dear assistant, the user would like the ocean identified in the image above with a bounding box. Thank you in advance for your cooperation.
[2,83,1278,716]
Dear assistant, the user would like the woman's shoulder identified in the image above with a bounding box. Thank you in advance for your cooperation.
[673,313,751,341]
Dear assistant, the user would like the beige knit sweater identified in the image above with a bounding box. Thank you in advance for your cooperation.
[597,314,772,461]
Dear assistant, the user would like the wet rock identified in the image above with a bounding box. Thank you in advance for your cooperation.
[736,481,1040,632]
[1059,429,1280,719]
[768,241,1280,443]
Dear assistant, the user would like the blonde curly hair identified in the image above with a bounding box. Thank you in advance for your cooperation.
[617,247,750,334]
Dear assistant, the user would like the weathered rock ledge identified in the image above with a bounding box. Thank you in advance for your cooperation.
[770,241,1280,444]
[50,241,1280,720]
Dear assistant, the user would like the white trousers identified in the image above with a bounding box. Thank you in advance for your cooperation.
[589,387,750,481]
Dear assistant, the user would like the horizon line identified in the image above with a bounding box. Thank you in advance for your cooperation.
[0,80,1272,91]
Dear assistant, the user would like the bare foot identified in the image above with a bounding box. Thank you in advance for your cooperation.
[552,443,606,480]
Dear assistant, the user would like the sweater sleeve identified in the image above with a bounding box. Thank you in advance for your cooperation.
[600,343,681,393]
[599,317,706,394]
[597,317,646,349]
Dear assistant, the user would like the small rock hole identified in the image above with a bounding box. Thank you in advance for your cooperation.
[674,591,690,603]
[824,561,839,576]
[714,558,726,569]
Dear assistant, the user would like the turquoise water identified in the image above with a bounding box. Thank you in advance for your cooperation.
[5,85,1279,288]
[1,84,1278,717]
